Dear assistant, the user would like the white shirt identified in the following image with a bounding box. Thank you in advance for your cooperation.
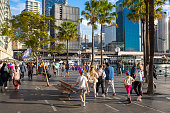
[98,69,106,79]
[125,76,133,85]
[77,76,88,89]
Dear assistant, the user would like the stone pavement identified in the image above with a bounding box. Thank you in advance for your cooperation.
[0,69,170,113]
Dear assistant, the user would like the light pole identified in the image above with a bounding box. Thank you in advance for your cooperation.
[115,47,120,76]
[78,50,81,66]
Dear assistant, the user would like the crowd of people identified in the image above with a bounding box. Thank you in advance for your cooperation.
[0,60,157,107]
[74,62,156,107]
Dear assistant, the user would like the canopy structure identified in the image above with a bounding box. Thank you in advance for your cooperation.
[1,57,17,61]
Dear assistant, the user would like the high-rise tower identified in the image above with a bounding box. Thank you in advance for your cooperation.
[42,0,66,16]
[25,0,40,13]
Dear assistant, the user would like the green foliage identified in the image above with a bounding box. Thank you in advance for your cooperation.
[98,0,117,26]
[122,0,165,23]
[48,43,65,56]
[81,0,99,30]
[1,11,55,56]
[57,21,78,42]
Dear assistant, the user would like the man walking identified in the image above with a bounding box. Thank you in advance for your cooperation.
[19,63,26,79]
[105,63,116,96]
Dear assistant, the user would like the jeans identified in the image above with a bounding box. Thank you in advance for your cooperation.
[105,80,116,94]
[96,76,105,94]
[134,81,142,96]
[56,68,59,75]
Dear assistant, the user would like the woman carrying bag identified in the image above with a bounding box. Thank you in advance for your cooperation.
[86,65,98,98]
[12,66,21,90]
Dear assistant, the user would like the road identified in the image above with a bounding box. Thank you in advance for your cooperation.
[0,69,170,113]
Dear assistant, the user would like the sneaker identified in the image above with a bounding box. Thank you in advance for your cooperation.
[4,87,8,90]
[83,101,86,107]
[113,93,116,96]
[94,94,96,98]
[129,99,132,103]
[17,87,19,90]
[102,94,105,97]
[96,93,98,96]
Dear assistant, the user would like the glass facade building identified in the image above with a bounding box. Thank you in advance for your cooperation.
[116,0,141,51]
[42,0,66,16]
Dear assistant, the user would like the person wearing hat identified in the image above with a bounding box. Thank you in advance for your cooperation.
[75,70,89,107]
[124,71,135,103]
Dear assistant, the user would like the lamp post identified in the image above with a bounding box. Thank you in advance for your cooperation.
[78,50,81,66]
[115,47,120,76]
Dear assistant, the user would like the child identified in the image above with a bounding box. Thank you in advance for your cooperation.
[124,71,135,103]
[75,70,89,107]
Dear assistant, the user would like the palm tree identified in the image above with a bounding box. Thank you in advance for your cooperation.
[81,0,99,65]
[122,0,162,82]
[57,21,78,65]
[147,0,154,95]
[97,0,117,66]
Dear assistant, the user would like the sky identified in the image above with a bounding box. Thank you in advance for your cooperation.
[9,0,170,42]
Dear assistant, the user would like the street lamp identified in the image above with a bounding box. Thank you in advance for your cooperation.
[78,50,81,66]
[115,47,120,76]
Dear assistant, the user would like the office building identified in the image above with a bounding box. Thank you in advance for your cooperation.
[81,34,89,50]
[0,0,13,59]
[116,0,141,51]
[157,11,169,53]
[42,0,66,16]
[94,33,105,49]
[102,24,116,48]
[25,0,40,13]
[169,17,170,52]
[50,3,80,50]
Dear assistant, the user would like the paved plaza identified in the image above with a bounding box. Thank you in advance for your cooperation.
[0,70,170,113]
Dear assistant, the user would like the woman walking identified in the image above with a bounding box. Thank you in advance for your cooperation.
[134,63,144,101]
[86,65,98,98]
[0,63,9,91]
[12,66,21,90]
[96,65,106,97]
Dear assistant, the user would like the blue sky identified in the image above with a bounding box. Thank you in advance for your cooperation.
[9,0,170,42]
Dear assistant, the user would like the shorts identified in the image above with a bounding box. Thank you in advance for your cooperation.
[79,88,87,95]
[66,70,69,73]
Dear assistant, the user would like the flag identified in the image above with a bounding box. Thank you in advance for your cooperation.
[22,48,31,58]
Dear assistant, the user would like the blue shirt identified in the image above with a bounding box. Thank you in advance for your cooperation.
[20,65,26,73]
[105,66,114,80]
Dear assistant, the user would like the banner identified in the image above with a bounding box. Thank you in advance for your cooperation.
[22,48,31,58]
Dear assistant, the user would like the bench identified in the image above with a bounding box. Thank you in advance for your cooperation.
[53,80,78,99]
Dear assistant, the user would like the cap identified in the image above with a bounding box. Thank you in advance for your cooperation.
[80,70,84,75]
[126,71,130,75]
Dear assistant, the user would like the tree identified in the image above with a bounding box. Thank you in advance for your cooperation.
[123,0,163,78]
[81,0,99,65]
[97,0,117,66]
[1,11,56,86]
[57,21,78,65]
[147,0,154,95]
[48,43,65,61]
[1,11,55,66]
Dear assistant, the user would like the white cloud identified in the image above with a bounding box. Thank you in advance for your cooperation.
[11,3,25,15]
[108,0,119,4]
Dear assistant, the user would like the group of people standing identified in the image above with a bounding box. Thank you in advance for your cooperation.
[74,62,146,107]
[0,61,34,92]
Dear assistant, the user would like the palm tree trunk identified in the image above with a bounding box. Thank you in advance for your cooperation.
[92,25,94,65]
[147,0,154,95]
[145,0,149,64]
[67,39,69,65]
[100,24,103,66]
[142,21,147,80]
